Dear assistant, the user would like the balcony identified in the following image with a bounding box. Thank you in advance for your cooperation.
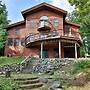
[63,30,82,41]
[25,29,82,46]
[25,30,61,45]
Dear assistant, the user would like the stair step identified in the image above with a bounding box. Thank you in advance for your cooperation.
[14,77,38,81]
[16,79,40,84]
[18,88,42,90]
[19,83,43,89]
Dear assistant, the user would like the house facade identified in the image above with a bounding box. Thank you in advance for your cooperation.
[5,3,82,58]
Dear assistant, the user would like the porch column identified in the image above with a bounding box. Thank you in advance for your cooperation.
[75,43,77,59]
[41,42,43,59]
[59,40,61,58]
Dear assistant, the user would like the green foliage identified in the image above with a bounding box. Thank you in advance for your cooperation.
[0,56,23,67]
[0,0,9,49]
[0,77,18,90]
[80,47,85,57]
[72,60,90,74]
[68,0,90,54]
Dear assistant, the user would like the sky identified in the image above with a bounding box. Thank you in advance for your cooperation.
[3,0,75,24]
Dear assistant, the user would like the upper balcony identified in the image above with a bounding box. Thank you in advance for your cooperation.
[25,29,82,46]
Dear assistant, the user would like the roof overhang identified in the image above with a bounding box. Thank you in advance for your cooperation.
[21,2,67,18]
[7,21,25,30]
[65,21,80,28]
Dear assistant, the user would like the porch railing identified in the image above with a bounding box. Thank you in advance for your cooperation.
[25,30,62,45]
[25,29,82,45]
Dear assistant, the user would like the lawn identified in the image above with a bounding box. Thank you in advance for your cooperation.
[0,56,24,67]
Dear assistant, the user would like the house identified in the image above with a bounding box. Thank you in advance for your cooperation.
[5,3,82,58]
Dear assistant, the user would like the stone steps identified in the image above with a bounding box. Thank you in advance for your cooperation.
[16,79,40,84]
[14,77,43,90]
[14,77,38,81]
[19,83,43,90]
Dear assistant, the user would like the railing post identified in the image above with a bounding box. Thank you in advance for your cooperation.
[59,40,61,58]
[41,42,43,59]
[69,28,72,36]
[75,43,77,59]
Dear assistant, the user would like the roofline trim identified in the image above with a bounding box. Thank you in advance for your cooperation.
[65,21,80,27]
[7,20,25,29]
[22,2,67,16]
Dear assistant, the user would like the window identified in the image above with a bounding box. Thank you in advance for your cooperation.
[15,28,20,34]
[53,18,59,27]
[14,39,20,46]
[27,19,38,29]
[39,16,49,27]
[21,38,25,46]
[7,38,21,46]
[7,38,13,46]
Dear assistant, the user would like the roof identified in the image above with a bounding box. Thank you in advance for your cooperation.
[65,21,80,27]
[22,2,67,18]
[7,21,25,29]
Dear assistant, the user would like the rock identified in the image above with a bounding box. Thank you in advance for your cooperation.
[50,80,62,90]
[50,88,63,90]
[72,72,87,86]
[39,77,48,83]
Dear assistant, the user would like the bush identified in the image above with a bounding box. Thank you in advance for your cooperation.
[0,77,18,90]
[72,60,90,74]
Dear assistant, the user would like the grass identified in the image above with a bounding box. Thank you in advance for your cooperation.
[0,56,24,67]
[0,76,18,90]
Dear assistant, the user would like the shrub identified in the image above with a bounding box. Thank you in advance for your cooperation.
[72,60,90,74]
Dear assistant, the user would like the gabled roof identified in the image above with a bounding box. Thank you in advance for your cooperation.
[22,2,67,18]
[65,21,80,28]
[7,21,25,29]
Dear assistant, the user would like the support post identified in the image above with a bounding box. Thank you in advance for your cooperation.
[59,40,61,58]
[41,42,43,59]
[75,43,77,59]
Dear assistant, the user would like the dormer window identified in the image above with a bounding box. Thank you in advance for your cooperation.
[39,16,49,28]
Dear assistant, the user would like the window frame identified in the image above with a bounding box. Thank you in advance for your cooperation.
[53,18,59,27]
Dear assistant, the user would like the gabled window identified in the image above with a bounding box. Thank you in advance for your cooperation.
[53,18,59,27]
[39,16,49,27]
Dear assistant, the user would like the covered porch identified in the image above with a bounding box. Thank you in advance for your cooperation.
[27,39,80,58]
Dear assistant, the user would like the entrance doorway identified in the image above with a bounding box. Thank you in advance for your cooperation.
[64,47,75,58]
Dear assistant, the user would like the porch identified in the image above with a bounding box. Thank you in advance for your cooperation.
[26,39,80,59]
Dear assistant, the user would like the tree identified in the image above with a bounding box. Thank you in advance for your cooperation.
[0,0,9,55]
[68,0,90,56]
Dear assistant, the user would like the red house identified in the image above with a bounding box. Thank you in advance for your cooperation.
[5,3,82,58]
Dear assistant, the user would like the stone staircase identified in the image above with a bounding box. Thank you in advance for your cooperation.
[14,77,43,90]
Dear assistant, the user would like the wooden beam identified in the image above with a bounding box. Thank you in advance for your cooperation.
[59,40,61,58]
[41,42,43,59]
[75,43,77,59]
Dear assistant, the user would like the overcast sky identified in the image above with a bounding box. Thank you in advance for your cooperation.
[3,0,74,24]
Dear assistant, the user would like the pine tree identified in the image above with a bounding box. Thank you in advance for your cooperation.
[0,0,9,55]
